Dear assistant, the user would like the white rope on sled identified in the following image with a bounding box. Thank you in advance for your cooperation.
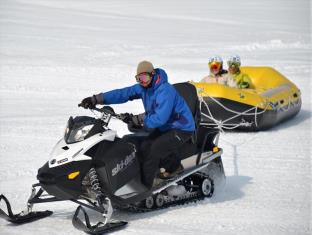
[200,94,302,131]
[198,95,270,131]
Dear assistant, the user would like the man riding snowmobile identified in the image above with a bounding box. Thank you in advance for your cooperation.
[0,61,225,234]
[79,60,195,188]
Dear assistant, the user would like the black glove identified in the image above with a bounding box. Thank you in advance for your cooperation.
[119,113,134,124]
[132,113,145,127]
[78,96,97,109]
[119,113,145,127]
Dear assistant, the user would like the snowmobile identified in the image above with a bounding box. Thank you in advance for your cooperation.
[0,83,225,234]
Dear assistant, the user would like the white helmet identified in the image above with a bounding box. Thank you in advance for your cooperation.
[227,55,241,66]
[208,55,223,65]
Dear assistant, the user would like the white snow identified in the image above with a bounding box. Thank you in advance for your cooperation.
[0,0,311,234]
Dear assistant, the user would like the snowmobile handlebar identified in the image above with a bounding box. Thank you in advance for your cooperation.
[82,106,139,128]
[91,106,126,122]
[92,106,115,116]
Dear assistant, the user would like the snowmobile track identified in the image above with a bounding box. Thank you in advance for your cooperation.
[124,174,215,213]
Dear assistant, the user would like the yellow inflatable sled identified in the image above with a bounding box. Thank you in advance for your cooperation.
[192,67,301,131]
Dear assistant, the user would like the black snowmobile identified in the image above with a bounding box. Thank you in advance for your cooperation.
[0,83,226,234]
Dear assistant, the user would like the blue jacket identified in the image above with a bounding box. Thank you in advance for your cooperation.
[102,68,195,132]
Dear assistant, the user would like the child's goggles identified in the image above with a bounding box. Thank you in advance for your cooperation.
[227,61,241,68]
[209,62,222,70]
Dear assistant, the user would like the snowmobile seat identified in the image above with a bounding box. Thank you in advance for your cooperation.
[173,82,219,147]
[173,82,218,151]
[173,82,201,129]
[172,82,219,166]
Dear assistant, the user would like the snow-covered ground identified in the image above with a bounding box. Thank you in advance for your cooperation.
[0,0,311,234]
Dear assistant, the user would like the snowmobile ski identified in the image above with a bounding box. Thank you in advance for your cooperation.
[0,194,52,224]
[72,206,127,235]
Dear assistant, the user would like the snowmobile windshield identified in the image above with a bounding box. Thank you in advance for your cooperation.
[64,116,96,144]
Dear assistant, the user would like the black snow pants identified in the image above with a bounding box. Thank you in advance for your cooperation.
[138,129,193,188]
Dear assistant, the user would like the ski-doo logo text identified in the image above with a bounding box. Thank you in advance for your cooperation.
[112,152,136,177]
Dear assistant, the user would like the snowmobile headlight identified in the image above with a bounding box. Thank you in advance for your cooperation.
[65,124,94,144]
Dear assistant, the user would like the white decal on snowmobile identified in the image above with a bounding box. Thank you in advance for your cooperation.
[112,152,136,177]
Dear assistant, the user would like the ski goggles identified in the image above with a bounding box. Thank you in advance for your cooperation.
[208,62,222,70]
[227,61,241,68]
[135,72,152,84]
